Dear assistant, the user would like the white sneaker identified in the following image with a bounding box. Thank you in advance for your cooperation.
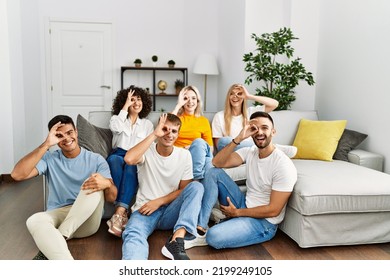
[210,208,226,224]
[184,234,208,249]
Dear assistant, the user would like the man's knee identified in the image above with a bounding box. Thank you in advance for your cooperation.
[206,167,225,179]
[185,181,204,198]
[205,227,223,249]
[26,212,49,233]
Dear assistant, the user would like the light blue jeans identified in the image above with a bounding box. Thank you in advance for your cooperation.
[121,181,204,260]
[200,167,278,249]
[189,138,213,180]
[217,136,254,152]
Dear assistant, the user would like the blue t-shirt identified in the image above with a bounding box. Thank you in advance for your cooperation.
[36,147,112,210]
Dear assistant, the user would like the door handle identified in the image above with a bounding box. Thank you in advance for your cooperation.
[100,85,111,89]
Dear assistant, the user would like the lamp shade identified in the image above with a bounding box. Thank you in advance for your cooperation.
[193,54,219,75]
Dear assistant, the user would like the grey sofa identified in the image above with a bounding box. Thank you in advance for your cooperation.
[77,110,390,248]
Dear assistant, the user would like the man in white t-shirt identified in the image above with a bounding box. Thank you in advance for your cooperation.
[121,113,204,260]
[185,111,297,249]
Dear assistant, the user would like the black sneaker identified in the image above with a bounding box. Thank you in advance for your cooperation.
[32,251,48,260]
[161,236,190,260]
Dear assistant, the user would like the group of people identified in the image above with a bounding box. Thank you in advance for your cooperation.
[11,83,298,260]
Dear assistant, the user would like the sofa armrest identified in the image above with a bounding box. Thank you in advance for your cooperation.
[347,149,384,172]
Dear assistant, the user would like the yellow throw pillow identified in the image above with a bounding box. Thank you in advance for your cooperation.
[293,119,347,161]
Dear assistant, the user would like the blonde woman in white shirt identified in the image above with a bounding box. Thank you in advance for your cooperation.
[212,84,279,152]
[106,86,153,237]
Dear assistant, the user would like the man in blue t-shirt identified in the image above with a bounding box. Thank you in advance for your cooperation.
[11,115,117,260]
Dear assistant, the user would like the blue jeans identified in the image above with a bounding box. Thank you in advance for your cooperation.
[106,148,138,210]
[217,136,254,152]
[121,181,204,260]
[200,168,278,249]
[189,138,213,180]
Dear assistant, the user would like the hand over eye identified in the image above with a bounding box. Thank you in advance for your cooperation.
[249,124,258,132]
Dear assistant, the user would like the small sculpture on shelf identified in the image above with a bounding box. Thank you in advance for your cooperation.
[157,80,167,95]
[167,60,175,68]
[152,55,158,67]
[174,79,185,95]
[134,58,142,67]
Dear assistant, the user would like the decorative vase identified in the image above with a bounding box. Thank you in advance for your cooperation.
[175,87,182,95]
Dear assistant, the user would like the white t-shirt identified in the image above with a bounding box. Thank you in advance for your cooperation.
[236,145,297,224]
[212,105,264,146]
[131,143,193,212]
[109,110,154,150]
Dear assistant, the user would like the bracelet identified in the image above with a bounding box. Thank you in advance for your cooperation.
[232,138,240,145]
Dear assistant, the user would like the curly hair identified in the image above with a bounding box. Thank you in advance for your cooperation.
[111,85,153,119]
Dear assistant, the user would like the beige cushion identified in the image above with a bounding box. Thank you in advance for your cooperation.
[289,159,390,215]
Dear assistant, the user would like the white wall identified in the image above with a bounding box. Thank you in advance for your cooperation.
[1,0,27,174]
[216,0,246,111]
[316,0,390,173]
[243,0,287,106]
[0,0,15,174]
[2,0,390,174]
[3,0,221,172]
[35,0,219,112]
[289,0,319,110]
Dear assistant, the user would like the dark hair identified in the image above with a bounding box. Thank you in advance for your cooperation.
[48,115,75,131]
[111,85,152,118]
[165,113,182,130]
[250,111,274,127]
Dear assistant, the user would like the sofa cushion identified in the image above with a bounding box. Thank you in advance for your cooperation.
[88,111,111,128]
[269,110,318,145]
[333,129,368,161]
[293,119,347,161]
[77,114,113,159]
[289,159,390,215]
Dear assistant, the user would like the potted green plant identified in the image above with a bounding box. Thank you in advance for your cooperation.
[152,55,158,66]
[167,60,175,68]
[174,79,185,95]
[134,58,142,67]
[243,27,315,110]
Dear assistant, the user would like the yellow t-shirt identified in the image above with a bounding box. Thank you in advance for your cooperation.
[175,113,213,148]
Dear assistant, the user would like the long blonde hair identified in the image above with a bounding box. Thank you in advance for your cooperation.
[223,84,248,136]
[177,85,203,117]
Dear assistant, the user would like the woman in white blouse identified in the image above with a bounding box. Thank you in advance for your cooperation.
[212,84,279,152]
[106,86,153,237]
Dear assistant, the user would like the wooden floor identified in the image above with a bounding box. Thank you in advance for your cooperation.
[1,175,390,260]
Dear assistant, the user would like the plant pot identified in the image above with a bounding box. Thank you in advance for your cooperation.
[135,63,141,68]
[175,87,183,95]
[168,64,175,68]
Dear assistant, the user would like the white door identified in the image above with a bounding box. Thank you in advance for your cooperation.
[49,20,113,123]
